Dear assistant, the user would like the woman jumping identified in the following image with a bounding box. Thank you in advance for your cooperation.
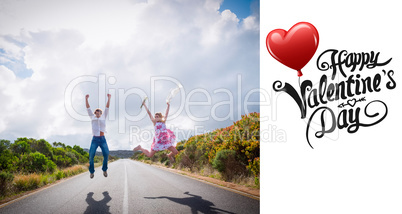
[133,101,178,162]
[86,94,111,179]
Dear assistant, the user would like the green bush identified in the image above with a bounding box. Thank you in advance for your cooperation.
[130,113,260,187]
[212,150,236,172]
[19,152,57,173]
[1,138,89,171]
[10,140,31,154]
[176,144,184,151]
[159,154,168,163]
[66,151,78,165]
[52,143,88,167]
[56,171,65,180]
[0,171,14,195]
[131,151,144,160]
[0,149,19,172]
[0,137,92,200]
[0,139,11,153]
[212,149,247,181]
[73,145,86,156]
[52,147,81,167]
[254,177,260,188]
[29,138,53,158]
[41,174,54,185]
[177,140,207,171]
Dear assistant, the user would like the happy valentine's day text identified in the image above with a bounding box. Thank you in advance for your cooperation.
[273,49,396,148]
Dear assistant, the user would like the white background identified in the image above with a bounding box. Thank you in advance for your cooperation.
[261,0,402,213]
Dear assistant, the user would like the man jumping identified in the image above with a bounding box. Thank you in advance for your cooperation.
[85,94,111,179]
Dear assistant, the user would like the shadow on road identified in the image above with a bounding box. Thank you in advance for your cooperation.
[84,191,112,214]
[144,191,235,214]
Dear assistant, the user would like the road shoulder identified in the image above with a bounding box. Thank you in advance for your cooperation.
[137,160,260,200]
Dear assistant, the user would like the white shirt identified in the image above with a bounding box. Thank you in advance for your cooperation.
[87,107,109,136]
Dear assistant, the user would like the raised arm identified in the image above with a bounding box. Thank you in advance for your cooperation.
[106,94,111,108]
[86,94,94,116]
[164,102,170,121]
[85,94,90,108]
[104,94,111,118]
[143,103,155,124]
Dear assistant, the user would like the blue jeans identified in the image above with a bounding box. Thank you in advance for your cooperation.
[89,136,109,173]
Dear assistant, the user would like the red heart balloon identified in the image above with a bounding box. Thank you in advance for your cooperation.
[266,22,319,77]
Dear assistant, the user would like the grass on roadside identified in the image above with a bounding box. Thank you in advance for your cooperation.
[136,159,259,189]
[0,165,88,202]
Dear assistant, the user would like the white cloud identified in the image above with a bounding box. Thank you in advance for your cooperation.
[0,0,259,150]
[0,65,16,86]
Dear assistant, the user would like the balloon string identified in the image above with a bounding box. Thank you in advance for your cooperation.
[298,76,301,88]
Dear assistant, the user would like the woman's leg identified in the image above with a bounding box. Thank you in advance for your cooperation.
[142,148,156,157]
[167,146,179,162]
[134,145,156,157]
[99,136,109,172]
[88,137,98,174]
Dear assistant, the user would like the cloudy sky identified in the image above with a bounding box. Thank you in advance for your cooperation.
[0,0,259,150]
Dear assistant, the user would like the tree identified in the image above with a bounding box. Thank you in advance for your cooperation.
[0,149,19,172]
[53,142,66,149]
[30,139,53,158]
[11,140,31,154]
[19,152,56,173]
[73,145,87,156]
[0,139,11,153]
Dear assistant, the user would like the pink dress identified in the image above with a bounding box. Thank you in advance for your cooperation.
[151,122,176,151]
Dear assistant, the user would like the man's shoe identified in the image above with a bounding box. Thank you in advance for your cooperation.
[103,171,108,177]
[90,173,94,179]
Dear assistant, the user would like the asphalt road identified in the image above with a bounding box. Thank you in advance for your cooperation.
[0,159,259,214]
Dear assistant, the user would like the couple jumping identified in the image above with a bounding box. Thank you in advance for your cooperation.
[85,94,178,179]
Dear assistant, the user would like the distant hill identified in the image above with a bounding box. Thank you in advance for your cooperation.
[83,149,134,159]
